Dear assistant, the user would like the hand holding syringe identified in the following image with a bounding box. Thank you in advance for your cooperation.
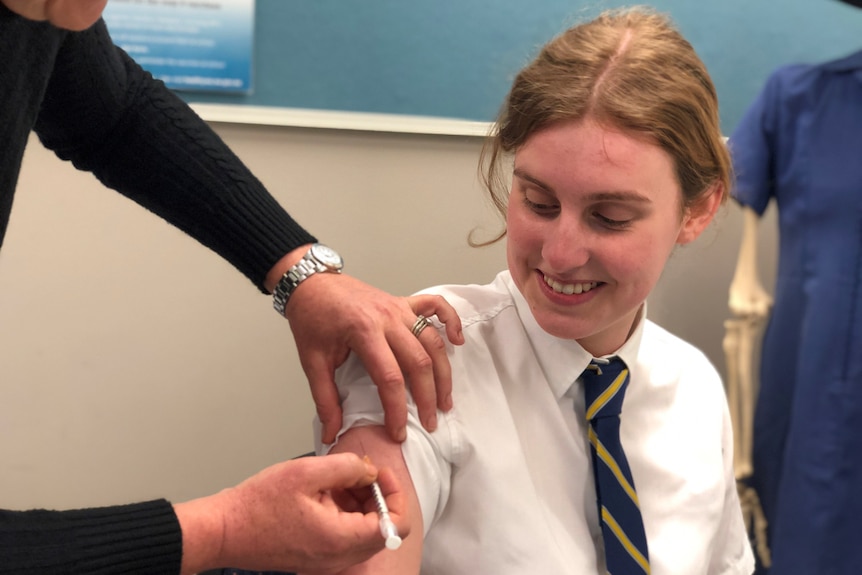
[368,476,403,550]
[360,451,402,550]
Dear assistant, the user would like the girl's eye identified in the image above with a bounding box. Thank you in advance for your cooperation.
[522,189,558,215]
[523,196,558,214]
[594,212,633,229]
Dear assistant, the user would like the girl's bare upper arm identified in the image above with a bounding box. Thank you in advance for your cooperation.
[329,425,424,575]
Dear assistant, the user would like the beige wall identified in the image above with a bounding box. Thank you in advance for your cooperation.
[0,122,777,511]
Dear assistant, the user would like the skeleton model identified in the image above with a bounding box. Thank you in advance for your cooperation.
[725,207,773,567]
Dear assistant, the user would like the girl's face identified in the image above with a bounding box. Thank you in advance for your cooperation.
[2,0,108,30]
[506,118,717,357]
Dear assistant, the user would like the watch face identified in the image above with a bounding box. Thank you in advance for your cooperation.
[310,244,344,270]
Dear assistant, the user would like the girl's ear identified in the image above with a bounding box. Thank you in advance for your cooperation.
[676,182,723,245]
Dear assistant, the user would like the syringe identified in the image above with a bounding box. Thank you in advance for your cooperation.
[369,478,402,550]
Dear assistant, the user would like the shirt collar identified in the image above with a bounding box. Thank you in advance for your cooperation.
[503,271,647,400]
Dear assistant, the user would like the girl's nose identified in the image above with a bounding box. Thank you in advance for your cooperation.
[541,216,590,273]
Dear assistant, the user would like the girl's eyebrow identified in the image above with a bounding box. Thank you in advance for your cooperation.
[513,168,553,192]
[513,168,651,204]
[584,190,652,204]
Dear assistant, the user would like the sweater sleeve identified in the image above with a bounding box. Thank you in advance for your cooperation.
[0,499,182,574]
[33,19,316,291]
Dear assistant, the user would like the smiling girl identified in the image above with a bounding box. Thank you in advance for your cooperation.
[316,7,755,575]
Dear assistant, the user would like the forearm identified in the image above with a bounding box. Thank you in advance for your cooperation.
[264,244,313,294]
[33,20,316,290]
[0,500,182,574]
[730,207,761,290]
[728,205,772,316]
[173,495,227,575]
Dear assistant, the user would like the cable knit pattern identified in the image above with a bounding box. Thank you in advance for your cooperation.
[0,5,317,572]
[1,6,315,290]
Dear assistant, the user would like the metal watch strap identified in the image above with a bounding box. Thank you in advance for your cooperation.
[272,245,342,316]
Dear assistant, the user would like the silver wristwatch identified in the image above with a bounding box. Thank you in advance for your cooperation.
[272,243,344,316]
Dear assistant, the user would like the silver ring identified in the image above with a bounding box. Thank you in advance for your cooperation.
[411,315,433,338]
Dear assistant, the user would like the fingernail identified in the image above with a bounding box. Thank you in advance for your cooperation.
[396,427,407,443]
[424,413,438,431]
[444,393,453,411]
[363,460,377,478]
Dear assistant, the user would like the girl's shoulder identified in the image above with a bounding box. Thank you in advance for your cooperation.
[639,320,722,386]
[414,271,517,329]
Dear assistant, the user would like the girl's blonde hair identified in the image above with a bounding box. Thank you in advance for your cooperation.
[479,6,730,241]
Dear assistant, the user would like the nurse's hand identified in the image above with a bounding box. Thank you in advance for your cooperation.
[284,270,464,444]
[176,453,410,574]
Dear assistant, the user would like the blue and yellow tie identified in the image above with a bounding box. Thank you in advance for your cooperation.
[582,358,650,575]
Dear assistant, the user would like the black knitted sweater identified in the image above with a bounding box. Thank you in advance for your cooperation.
[0,6,315,291]
[0,5,316,573]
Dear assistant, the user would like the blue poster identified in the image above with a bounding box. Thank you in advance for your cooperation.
[103,0,254,94]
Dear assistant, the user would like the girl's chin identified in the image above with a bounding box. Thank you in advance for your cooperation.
[531,313,591,341]
[532,312,628,355]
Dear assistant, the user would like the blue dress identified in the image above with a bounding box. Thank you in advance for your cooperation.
[730,50,862,575]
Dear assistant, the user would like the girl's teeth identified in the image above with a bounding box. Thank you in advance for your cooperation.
[544,275,598,295]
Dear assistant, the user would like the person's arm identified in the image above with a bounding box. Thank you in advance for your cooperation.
[267,250,465,444]
[33,19,464,443]
[0,454,408,574]
[728,206,773,318]
[321,426,425,575]
[175,453,409,574]
[727,69,779,323]
[0,500,183,573]
[34,19,314,290]
[707,402,757,575]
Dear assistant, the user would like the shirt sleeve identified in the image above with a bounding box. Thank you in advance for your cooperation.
[315,353,454,536]
[32,19,315,291]
[0,499,182,573]
[728,71,782,217]
[707,402,756,575]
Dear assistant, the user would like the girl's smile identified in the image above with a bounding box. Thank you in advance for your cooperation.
[506,117,717,356]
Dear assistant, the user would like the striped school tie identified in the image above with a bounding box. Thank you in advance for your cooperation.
[582,357,651,574]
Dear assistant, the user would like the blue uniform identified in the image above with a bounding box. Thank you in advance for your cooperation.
[730,51,862,575]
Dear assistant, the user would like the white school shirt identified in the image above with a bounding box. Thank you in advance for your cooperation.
[318,270,754,575]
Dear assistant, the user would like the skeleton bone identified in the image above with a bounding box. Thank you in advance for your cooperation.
[725,206,773,567]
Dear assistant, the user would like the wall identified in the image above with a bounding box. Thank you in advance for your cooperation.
[180,0,862,136]
[0,123,776,511]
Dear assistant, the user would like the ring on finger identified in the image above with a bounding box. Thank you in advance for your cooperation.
[411,315,433,338]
